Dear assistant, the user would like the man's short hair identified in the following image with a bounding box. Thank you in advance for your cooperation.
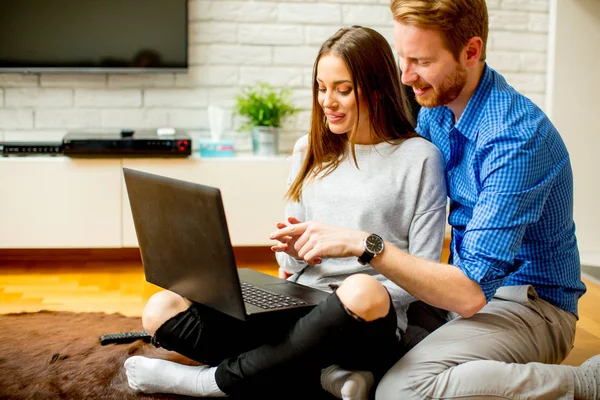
[390,0,489,61]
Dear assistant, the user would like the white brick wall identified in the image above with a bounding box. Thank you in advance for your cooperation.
[0,0,550,152]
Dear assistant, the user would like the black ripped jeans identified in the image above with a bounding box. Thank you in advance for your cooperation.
[153,292,402,399]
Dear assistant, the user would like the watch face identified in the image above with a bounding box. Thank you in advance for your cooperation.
[365,234,384,254]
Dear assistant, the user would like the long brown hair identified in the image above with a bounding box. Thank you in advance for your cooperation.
[286,25,416,202]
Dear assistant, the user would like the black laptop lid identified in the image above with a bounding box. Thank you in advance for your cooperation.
[123,168,248,321]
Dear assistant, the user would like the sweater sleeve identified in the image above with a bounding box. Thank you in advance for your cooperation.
[275,136,309,274]
[408,143,448,262]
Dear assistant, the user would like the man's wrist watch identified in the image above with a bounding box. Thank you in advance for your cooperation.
[357,233,385,265]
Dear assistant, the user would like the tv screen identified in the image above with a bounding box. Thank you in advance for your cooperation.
[0,0,188,73]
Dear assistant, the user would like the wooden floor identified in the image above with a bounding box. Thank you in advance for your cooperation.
[1,257,599,367]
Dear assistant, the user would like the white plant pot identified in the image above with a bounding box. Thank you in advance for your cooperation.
[251,126,279,156]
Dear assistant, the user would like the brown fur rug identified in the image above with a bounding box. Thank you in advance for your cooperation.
[0,310,201,400]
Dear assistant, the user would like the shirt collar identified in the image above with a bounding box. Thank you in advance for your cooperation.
[453,63,494,141]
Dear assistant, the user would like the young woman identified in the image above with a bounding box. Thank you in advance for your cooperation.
[124,26,447,400]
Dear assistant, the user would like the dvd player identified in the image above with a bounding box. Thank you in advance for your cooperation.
[62,131,192,157]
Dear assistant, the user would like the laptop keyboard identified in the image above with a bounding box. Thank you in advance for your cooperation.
[240,282,308,309]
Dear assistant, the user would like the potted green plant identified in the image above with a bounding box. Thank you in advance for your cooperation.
[234,82,298,156]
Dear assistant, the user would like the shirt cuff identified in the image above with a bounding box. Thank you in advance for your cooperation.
[455,260,506,303]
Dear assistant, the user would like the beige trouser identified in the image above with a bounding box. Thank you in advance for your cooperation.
[376,285,579,400]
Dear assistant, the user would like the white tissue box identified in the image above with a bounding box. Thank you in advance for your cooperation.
[199,139,234,158]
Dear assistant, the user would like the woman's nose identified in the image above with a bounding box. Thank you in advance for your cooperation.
[323,91,336,108]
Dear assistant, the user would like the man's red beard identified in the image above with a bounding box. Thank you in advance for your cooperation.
[413,63,467,108]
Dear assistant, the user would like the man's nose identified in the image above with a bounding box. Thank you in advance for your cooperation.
[400,65,417,86]
[399,59,417,85]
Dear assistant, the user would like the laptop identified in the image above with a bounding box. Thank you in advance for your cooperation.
[123,168,329,322]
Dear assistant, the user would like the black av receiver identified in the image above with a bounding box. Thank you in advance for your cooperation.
[62,131,192,157]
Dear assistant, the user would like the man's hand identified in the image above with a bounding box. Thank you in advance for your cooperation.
[270,219,368,264]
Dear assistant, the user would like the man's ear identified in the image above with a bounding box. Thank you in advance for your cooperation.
[463,37,483,67]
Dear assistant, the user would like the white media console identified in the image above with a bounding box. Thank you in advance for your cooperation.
[3,154,594,268]
[0,155,291,249]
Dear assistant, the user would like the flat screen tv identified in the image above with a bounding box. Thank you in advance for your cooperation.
[0,0,188,73]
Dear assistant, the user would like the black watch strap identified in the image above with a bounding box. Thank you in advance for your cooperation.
[357,250,375,265]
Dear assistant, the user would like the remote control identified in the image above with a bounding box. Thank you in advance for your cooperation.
[99,331,151,346]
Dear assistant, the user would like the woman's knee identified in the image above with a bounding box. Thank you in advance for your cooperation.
[336,274,390,322]
[142,290,191,335]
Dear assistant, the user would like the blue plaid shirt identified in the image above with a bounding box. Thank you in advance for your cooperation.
[417,64,586,317]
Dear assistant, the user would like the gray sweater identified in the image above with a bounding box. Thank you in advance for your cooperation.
[276,135,447,332]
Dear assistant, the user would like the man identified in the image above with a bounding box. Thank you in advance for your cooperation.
[270,0,600,398]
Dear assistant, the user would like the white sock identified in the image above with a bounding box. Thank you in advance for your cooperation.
[573,354,600,400]
[320,364,374,400]
[124,356,227,397]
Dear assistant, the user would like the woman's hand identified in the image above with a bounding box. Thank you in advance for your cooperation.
[270,220,367,264]
[270,216,305,260]
[278,267,293,280]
